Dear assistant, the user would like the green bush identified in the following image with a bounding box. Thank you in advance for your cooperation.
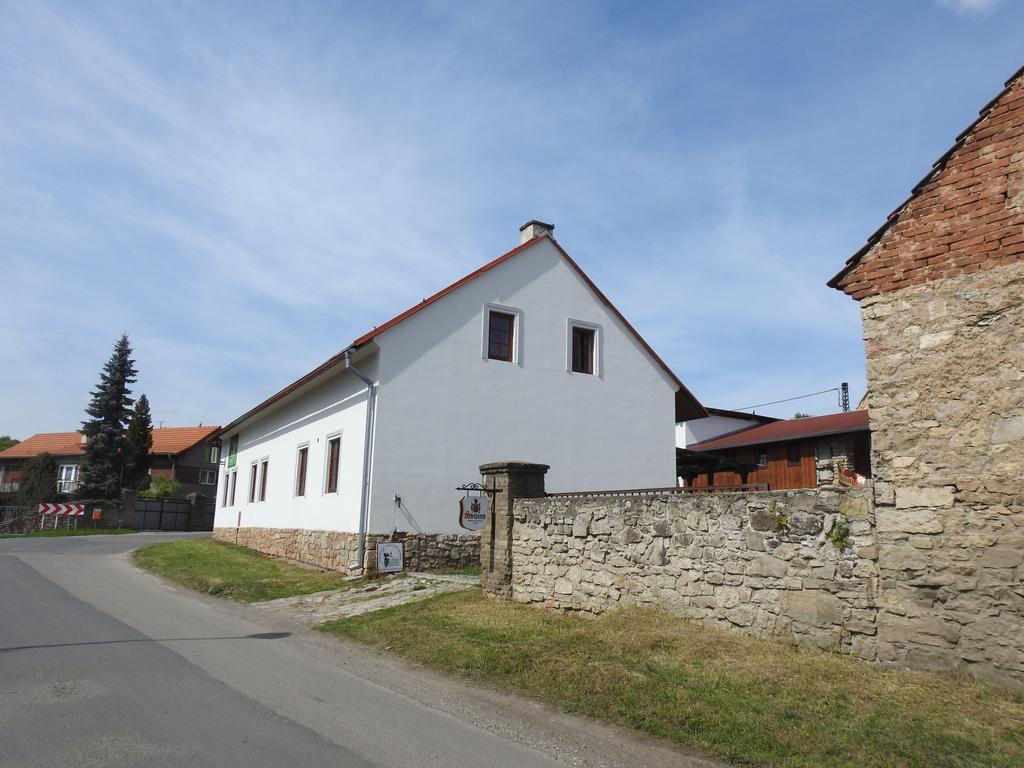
[142,476,182,499]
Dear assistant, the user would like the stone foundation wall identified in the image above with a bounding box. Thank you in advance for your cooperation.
[862,259,1024,687]
[511,488,879,658]
[213,527,479,575]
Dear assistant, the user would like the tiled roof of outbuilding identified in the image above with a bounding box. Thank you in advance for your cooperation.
[689,410,869,451]
[0,426,219,459]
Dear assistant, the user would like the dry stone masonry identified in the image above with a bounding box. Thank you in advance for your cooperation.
[859,261,1024,685]
[212,527,479,575]
[510,489,879,658]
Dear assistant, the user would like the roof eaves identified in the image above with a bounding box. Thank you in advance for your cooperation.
[691,422,870,452]
[827,64,1024,293]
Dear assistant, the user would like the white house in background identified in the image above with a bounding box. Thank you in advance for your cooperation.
[676,407,778,449]
[213,221,705,570]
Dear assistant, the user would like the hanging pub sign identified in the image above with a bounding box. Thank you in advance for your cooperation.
[459,495,488,531]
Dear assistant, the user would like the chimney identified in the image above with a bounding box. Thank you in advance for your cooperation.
[519,220,554,244]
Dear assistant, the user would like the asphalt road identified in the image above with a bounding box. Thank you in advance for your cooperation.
[0,533,720,768]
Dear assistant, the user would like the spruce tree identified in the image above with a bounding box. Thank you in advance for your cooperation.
[124,394,153,489]
[80,334,137,499]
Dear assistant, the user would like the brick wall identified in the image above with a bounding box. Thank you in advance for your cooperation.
[833,68,1024,687]
[835,72,1024,300]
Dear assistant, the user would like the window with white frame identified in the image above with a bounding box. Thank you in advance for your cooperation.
[56,464,79,493]
[258,459,269,502]
[222,472,230,506]
[208,445,221,464]
[295,445,309,497]
[228,471,237,506]
[248,462,258,503]
[567,319,600,375]
[324,435,341,494]
[482,303,522,363]
[199,469,216,485]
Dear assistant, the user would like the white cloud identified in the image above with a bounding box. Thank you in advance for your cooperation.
[937,0,1002,14]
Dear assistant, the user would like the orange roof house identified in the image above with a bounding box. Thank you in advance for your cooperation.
[0,426,221,497]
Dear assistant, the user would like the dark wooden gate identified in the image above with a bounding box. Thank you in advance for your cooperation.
[132,499,213,531]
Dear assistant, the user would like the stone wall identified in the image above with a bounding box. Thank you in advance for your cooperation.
[212,527,479,575]
[861,258,1024,687]
[814,434,856,487]
[511,488,880,658]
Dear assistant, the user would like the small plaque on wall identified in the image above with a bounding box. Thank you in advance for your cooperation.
[377,542,404,573]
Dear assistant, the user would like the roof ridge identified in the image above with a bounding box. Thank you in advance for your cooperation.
[828,64,1024,291]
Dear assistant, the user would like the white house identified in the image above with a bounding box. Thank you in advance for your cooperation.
[213,221,705,571]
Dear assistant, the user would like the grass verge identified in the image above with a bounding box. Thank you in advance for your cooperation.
[418,564,481,577]
[320,589,1024,768]
[133,538,349,602]
[0,527,135,538]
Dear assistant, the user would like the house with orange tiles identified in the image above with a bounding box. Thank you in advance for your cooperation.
[0,426,221,498]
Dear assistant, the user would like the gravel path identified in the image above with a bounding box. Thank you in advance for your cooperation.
[255,572,478,623]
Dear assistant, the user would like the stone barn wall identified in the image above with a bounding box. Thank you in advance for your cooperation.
[510,488,880,658]
[831,68,1024,687]
[861,260,1024,686]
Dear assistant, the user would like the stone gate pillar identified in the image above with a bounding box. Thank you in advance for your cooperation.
[479,461,548,599]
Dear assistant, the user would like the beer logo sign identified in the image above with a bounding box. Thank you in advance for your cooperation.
[459,494,488,532]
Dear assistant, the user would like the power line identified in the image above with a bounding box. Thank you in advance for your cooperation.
[733,387,841,412]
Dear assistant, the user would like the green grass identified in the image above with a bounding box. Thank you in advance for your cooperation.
[0,527,135,538]
[419,564,481,577]
[133,539,350,602]
[320,589,1024,768]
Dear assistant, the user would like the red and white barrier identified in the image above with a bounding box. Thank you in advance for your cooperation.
[38,503,86,516]
[38,503,86,530]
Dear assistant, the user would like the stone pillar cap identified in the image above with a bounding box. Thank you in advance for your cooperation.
[479,461,550,473]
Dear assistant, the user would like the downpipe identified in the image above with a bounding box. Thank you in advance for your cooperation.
[344,349,376,573]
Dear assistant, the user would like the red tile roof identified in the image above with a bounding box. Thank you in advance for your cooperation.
[689,410,869,452]
[217,234,706,436]
[0,426,220,460]
[828,64,1024,292]
[0,432,84,458]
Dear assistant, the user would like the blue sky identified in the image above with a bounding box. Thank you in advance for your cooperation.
[2,0,1021,437]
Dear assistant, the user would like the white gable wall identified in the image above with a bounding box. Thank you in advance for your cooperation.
[367,237,677,535]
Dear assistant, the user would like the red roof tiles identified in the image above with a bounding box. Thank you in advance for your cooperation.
[689,411,869,452]
[0,426,220,460]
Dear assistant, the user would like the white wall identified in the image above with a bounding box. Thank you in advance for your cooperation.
[212,360,373,532]
[676,414,763,448]
[367,237,679,535]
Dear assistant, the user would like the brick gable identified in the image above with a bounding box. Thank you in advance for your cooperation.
[831,67,1024,300]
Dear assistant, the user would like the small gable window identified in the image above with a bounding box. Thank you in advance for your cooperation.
[571,326,596,374]
[487,311,515,362]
